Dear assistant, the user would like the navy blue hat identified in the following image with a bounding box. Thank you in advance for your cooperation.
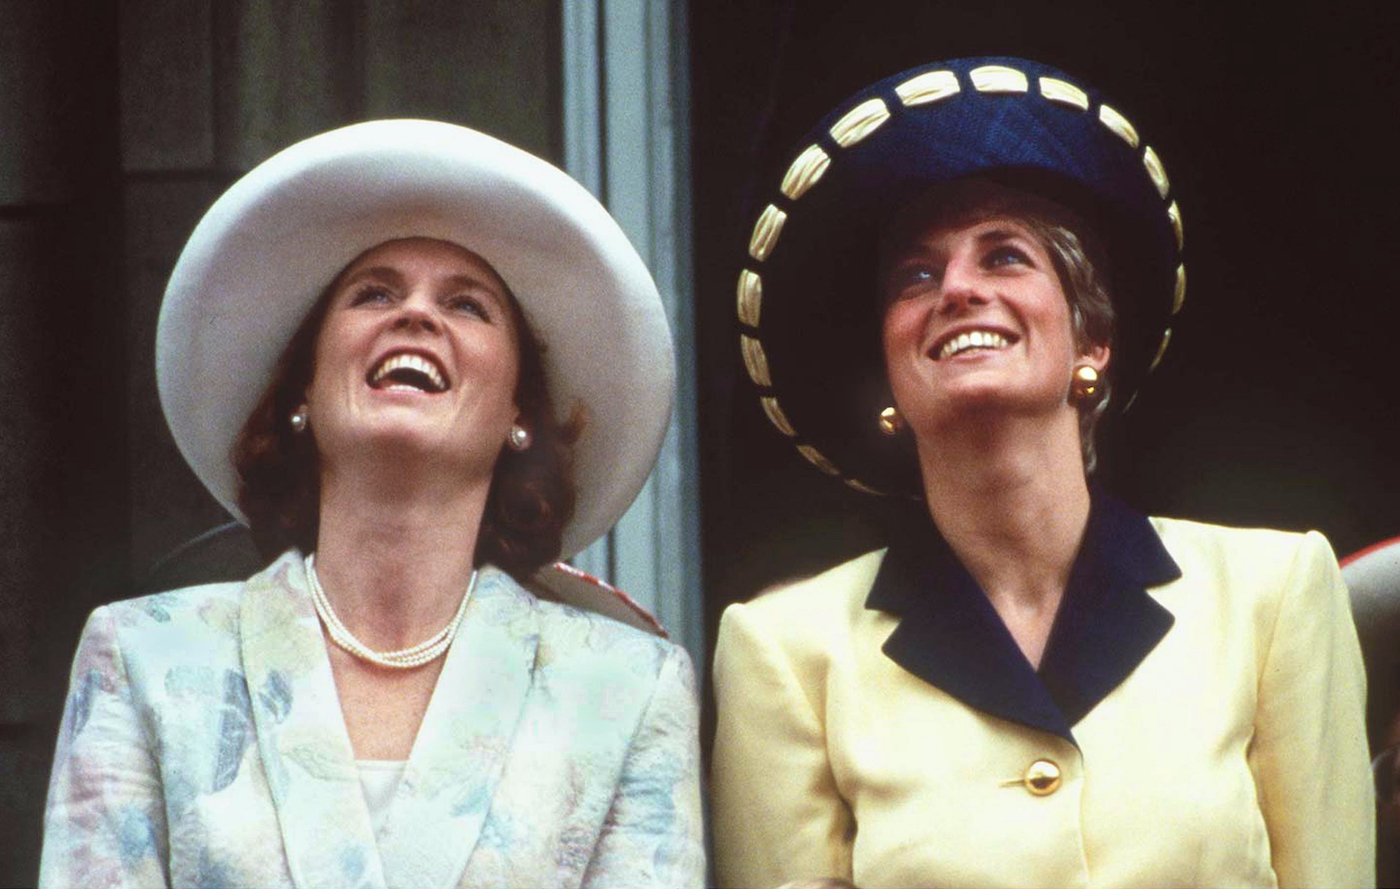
[736,57,1184,496]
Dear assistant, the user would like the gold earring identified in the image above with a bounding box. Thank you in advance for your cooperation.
[290,404,309,433]
[878,406,904,436]
[1070,365,1100,402]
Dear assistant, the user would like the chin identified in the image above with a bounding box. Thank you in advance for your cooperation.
[337,416,451,456]
[371,414,513,468]
[913,380,1058,427]
[937,379,1014,409]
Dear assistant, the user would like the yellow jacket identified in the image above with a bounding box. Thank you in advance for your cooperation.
[712,499,1374,888]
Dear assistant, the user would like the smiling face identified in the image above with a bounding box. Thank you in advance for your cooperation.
[304,237,522,479]
[881,206,1109,436]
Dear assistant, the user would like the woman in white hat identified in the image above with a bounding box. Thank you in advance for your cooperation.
[40,120,704,888]
[711,58,1373,887]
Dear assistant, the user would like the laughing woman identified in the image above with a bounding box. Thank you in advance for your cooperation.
[40,121,704,888]
[711,58,1374,887]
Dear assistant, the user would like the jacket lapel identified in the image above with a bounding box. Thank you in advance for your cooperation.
[869,492,1181,743]
[240,551,387,889]
[1036,494,1180,726]
[873,517,1075,740]
[374,567,539,889]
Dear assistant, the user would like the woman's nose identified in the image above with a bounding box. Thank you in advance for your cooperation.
[392,296,440,333]
[936,254,988,314]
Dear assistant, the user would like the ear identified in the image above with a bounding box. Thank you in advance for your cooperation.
[1079,342,1110,373]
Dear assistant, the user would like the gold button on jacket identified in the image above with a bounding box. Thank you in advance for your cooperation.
[1023,759,1062,796]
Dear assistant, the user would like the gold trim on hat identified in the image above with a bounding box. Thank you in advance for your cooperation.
[748,204,788,261]
[896,70,960,106]
[970,65,1029,94]
[1173,264,1186,315]
[760,397,797,437]
[797,444,840,476]
[829,98,892,147]
[740,335,773,387]
[1097,104,1140,148]
[1149,328,1172,371]
[1142,146,1170,199]
[1167,201,1183,251]
[844,478,884,496]
[737,270,763,328]
[1038,77,1089,110]
[781,144,833,200]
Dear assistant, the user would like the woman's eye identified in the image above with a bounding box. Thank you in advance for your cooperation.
[889,264,938,296]
[445,294,490,320]
[985,245,1031,268]
[349,285,393,306]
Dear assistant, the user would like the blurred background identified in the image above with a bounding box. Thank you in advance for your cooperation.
[3,0,1398,883]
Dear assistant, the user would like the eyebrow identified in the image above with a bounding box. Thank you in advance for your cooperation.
[972,225,1029,244]
[890,222,1032,257]
[341,266,505,298]
[341,265,405,290]
[441,272,505,296]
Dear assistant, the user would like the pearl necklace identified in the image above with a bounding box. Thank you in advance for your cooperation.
[305,554,477,670]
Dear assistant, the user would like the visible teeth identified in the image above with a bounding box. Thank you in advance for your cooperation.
[938,330,1010,360]
[370,353,447,391]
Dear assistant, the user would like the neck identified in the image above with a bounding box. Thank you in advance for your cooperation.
[914,405,1090,613]
[311,456,492,650]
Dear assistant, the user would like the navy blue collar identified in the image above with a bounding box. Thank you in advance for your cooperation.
[866,490,1182,743]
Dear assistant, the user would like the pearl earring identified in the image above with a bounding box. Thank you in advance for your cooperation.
[508,423,532,451]
[290,404,309,433]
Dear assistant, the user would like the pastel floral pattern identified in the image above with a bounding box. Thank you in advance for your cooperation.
[41,550,705,888]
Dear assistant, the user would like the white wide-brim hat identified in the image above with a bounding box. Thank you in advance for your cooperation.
[157,119,674,560]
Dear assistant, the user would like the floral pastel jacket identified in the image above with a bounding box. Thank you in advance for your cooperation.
[40,550,705,888]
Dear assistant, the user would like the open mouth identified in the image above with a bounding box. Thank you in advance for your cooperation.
[367,351,450,393]
[930,328,1019,361]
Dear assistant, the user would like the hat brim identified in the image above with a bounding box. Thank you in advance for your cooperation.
[157,119,674,559]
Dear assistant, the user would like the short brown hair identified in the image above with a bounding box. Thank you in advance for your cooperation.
[879,178,1116,472]
[232,261,580,581]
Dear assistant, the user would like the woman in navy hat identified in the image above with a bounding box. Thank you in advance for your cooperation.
[711,58,1373,887]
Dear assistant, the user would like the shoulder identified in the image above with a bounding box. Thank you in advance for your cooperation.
[528,588,700,739]
[715,549,889,687]
[63,581,249,716]
[485,567,693,691]
[1151,513,1317,555]
[1150,515,1338,587]
[538,591,683,655]
[82,581,247,655]
[1147,516,1346,646]
[721,548,886,639]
